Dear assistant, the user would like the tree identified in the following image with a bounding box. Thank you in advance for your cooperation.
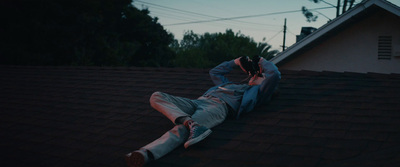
[257,42,279,61]
[174,29,279,68]
[0,0,175,67]
[173,31,210,68]
[302,0,355,22]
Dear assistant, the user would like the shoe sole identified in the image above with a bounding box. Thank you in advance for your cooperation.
[184,129,212,148]
[125,152,145,167]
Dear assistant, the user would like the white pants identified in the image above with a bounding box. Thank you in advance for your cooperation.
[141,91,228,159]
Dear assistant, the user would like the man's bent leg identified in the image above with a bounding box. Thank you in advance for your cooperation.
[150,92,197,124]
[142,124,189,160]
[126,92,196,165]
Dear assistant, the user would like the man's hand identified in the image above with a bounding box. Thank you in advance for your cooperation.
[251,56,263,77]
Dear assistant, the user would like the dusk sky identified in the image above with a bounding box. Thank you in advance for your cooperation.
[133,0,400,51]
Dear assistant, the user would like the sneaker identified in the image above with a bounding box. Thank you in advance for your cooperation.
[184,121,212,148]
[125,149,148,167]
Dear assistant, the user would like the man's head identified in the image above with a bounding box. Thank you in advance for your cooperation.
[238,56,254,76]
[238,56,265,85]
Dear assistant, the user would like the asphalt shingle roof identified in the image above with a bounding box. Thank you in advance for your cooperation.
[1,65,400,166]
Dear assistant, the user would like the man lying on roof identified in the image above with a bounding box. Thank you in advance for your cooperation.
[125,56,281,167]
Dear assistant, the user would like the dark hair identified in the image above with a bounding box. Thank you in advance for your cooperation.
[240,56,262,77]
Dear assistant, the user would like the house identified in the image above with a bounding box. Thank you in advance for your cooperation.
[271,0,400,74]
[1,65,400,166]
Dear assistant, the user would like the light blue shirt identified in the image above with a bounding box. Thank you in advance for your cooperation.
[206,59,281,119]
[203,84,251,112]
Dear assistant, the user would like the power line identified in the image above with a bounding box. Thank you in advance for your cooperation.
[286,28,297,36]
[148,9,281,31]
[163,6,334,26]
[319,0,337,7]
[133,1,337,48]
[149,10,281,33]
[135,0,218,19]
[267,30,283,43]
[134,0,281,27]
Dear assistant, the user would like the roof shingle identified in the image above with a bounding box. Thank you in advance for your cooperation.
[1,66,400,166]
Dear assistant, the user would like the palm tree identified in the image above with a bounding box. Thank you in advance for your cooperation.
[257,43,279,60]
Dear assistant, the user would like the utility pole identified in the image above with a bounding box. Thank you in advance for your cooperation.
[282,18,287,52]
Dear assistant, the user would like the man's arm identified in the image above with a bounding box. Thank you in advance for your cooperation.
[209,57,250,85]
[256,57,281,104]
[209,60,236,85]
[236,57,280,119]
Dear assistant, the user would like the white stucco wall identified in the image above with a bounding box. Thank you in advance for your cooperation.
[282,9,400,74]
